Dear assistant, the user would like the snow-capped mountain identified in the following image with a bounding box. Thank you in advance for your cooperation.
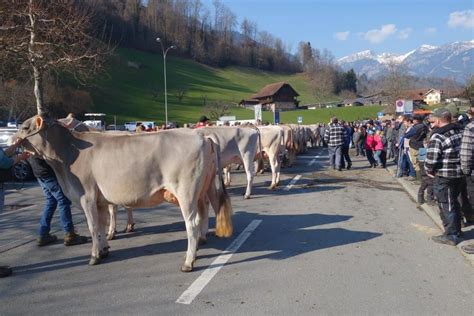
[338,41,473,81]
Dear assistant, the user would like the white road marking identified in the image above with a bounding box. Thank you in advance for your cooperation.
[283,174,302,191]
[176,219,262,305]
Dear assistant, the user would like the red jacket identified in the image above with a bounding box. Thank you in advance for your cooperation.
[373,134,384,151]
[365,134,375,151]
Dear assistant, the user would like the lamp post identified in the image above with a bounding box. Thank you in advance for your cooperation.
[156,37,176,128]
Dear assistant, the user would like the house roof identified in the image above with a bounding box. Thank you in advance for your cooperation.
[400,88,440,100]
[251,82,299,99]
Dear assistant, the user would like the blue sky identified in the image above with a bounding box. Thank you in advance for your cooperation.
[202,0,474,58]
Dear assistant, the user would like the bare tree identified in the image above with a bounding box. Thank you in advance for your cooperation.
[204,100,230,121]
[175,86,188,104]
[383,60,410,113]
[0,0,113,115]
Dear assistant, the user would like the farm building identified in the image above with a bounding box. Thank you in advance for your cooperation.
[399,88,442,106]
[240,82,300,111]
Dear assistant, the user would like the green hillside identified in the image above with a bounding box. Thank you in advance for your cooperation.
[89,48,382,125]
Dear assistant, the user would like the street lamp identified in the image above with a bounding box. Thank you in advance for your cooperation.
[156,37,176,128]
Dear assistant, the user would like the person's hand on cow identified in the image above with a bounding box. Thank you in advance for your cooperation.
[13,151,31,164]
[4,137,25,156]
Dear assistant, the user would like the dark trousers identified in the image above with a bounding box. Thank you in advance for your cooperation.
[366,149,376,166]
[433,177,463,237]
[460,176,474,220]
[340,145,352,168]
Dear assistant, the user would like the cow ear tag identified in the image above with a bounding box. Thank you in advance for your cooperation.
[35,116,44,129]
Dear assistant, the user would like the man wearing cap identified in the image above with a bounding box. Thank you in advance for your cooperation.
[425,108,464,246]
[324,117,347,171]
[460,108,474,254]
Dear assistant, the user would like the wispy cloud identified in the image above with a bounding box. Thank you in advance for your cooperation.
[334,31,350,41]
[361,24,397,44]
[448,10,474,29]
[397,27,412,40]
[424,27,437,36]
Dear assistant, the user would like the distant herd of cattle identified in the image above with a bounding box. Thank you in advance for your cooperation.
[15,115,321,272]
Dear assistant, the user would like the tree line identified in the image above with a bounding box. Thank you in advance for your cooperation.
[84,0,301,73]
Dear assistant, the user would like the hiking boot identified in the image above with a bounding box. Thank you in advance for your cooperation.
[407,176,417,182]
[37,234,58,247]
[461,243,474,254]
[431,234,461,246]
[64,232,88,246]
[417,195,425,205]
[0,266,12,278]
[347,163,352,170]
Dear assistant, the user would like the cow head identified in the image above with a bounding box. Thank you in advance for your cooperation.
[15,115,56,156]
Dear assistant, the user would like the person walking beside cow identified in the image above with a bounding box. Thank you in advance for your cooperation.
[28,156,88,247]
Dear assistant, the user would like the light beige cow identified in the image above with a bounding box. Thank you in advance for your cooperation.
[17,115,232,272]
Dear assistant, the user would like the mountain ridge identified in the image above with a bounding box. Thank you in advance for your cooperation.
[338,40,474,81]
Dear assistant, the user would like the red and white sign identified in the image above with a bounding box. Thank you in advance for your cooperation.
[396,99,405,113]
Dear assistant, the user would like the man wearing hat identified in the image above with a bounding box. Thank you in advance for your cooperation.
[425,108,464,245]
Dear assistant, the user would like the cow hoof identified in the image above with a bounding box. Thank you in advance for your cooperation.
[181,264,193,272]
[198,237,207,245]
[99,248,109,259]
[106,233,115,240]
[224,182,230,187]
[124,224,135,233]
[243,194,251,199]
[89,256,101,266]
[269,185,276,190]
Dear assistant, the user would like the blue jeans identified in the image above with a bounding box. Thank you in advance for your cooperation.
[374,150,383,165]
[38,176,74,237]
[328,145,342,169]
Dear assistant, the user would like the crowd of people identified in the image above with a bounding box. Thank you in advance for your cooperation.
[323,104,474,253]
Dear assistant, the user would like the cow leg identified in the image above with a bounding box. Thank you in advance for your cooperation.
[107,204,117,240]
[179,200,199,272]
[98,204,110,259]
[242,154,255,199]
[269,151,281,190]
[80,197,101,265]
[197,197,210,245]
[223,167,231,186]
[125,208,135,233]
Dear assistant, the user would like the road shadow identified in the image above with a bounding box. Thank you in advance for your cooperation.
[12,210,382,275]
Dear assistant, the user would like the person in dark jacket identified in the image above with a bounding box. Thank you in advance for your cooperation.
[28,157,88,247]
[404,115,428,182]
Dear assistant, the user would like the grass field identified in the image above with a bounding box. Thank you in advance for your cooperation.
[89,48,384,125]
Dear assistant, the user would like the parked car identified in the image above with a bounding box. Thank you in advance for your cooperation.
[0,128,33,181]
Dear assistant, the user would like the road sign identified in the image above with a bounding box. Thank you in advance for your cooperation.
[404,100,413,114]
[274,110,280,124]
[254,104,262,121]
[297,116,303,124]
[396,99,405,113]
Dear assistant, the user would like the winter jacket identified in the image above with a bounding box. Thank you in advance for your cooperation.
[374,134,384,151]
[365,134,375,151]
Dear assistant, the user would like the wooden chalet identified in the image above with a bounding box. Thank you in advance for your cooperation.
[245,82,300,111]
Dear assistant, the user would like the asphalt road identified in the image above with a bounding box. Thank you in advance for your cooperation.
[0,147,473,315]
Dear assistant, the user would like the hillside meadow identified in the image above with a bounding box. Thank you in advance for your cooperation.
[89,48,384,125]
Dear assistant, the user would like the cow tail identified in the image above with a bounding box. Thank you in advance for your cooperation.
[212,141,233,238]
[256,128,265,174]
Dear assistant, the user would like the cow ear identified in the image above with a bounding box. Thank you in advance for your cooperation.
[35,116,44,129]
